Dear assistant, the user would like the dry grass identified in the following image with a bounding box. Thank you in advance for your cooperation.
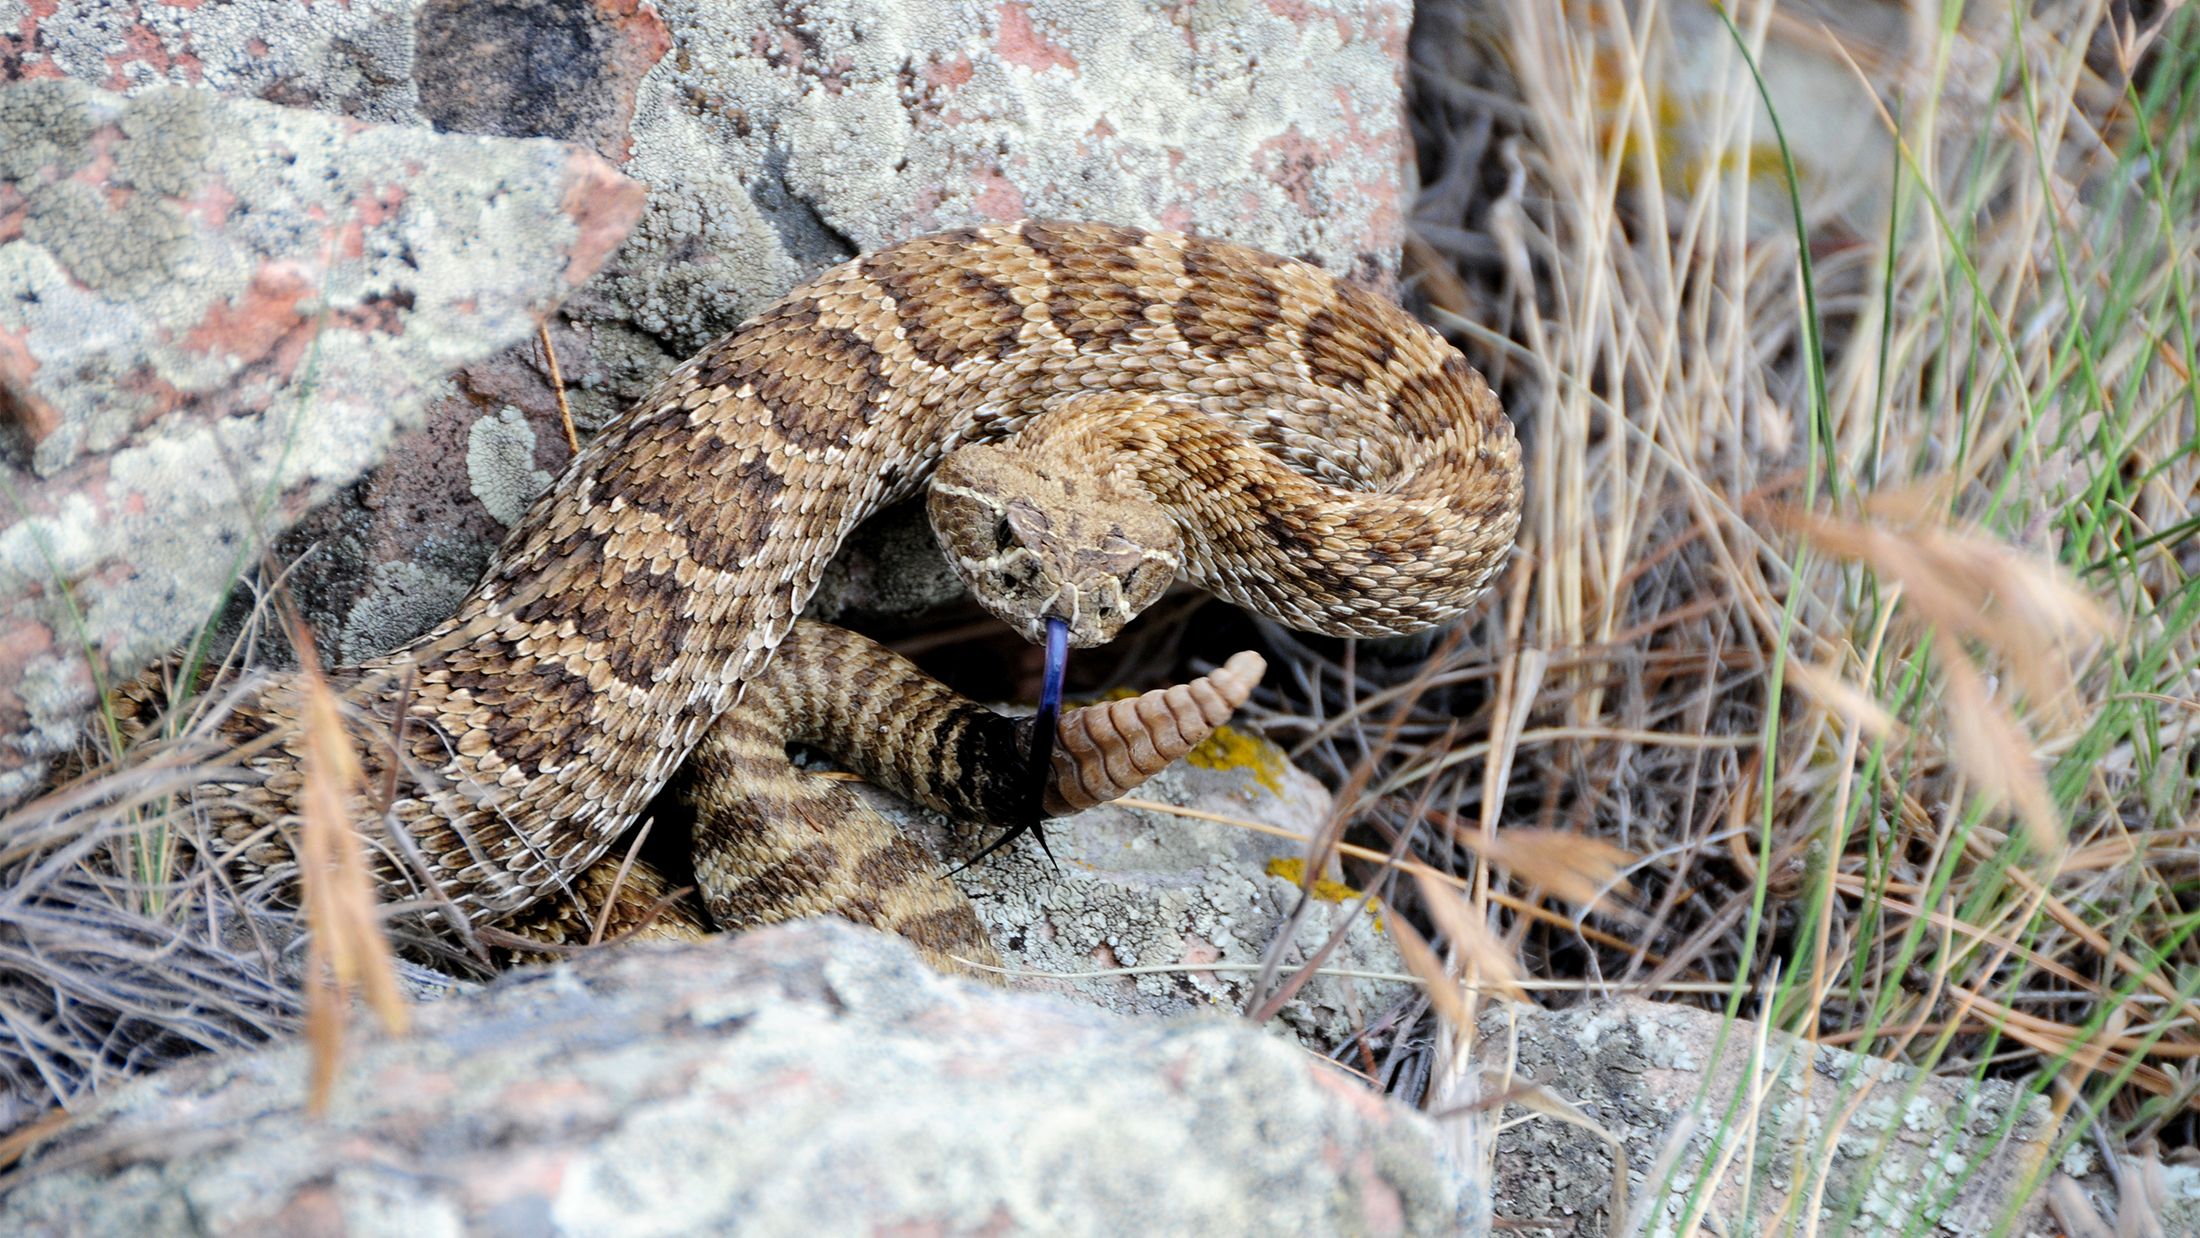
[0,666,304,1139]
[1237,0,2200,1229]
[290,628,407,1116]
[0,587,446,1143]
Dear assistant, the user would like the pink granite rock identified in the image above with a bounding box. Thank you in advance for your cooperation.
[587,0,1413,370]
[0,78,644,798]
[0,921,1465,1236]
[0,0,425,122]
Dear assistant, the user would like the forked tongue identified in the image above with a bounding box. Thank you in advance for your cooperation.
[955,615,1069,874]
[1025,616,1069,866]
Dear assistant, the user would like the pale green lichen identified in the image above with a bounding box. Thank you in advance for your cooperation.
[115,87,213,198]
[0,79,101,181]
[466,406,553,527]
[0,78,614,789]
[7,83,205,296]
[10,0,423,124]
[339,557,481,664]
[20,179,190,295]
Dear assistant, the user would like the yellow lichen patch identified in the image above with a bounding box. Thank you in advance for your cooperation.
[1265,856,1358,903]
[1185,724,1287,795]
[1265,857,1383,932]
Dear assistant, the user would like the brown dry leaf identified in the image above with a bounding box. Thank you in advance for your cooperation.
[1505,1080,1615,1139]
[1478,829,1635,912]
[1808,499,2109,642]
[1414,871,1527,1002]
[1387,913,1470,1027]
[295,638,408,1116]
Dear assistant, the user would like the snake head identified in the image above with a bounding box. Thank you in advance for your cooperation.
[927,440,1181,647]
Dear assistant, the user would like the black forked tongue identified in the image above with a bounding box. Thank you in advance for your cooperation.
[954,616,1069,875]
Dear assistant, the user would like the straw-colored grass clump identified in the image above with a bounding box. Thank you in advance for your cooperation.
[1363,0,2200,1227]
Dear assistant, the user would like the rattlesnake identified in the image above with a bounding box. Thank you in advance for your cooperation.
[107,220,1523,972]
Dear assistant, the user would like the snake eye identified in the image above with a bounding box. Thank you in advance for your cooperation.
[994,517,1017,552]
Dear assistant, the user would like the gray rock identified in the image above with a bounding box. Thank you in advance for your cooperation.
[0,921,1463,1237]
[800,497,974,628]
[1,0,672,164]
[413,0,673,159]
[0,78,643,799]
[1,0,426,123]
[937,725,1416,1047]
[806,708,1413,1047]
[1466,997,2066,1237]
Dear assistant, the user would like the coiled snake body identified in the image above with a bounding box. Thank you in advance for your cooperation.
[124,221,1522,971]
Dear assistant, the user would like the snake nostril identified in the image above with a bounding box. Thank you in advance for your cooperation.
[994,518,1016,552]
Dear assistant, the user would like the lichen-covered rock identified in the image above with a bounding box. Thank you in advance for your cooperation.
[465,404,556,528]
[255,347,586,669]
[0,921,1462,1237]
[1470,998,2064,1237]
[303,0,1417,657]
[3,0,671,160]
[578,0,1413,414]
[0,0,425,122]
[849,718,1416,1046]
[0,77,643,799]
[412,0,672,161]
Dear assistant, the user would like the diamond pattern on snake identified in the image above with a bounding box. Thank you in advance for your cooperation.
[93,220,1524,976]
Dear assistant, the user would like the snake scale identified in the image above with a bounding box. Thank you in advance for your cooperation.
[107,220,1524,974]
